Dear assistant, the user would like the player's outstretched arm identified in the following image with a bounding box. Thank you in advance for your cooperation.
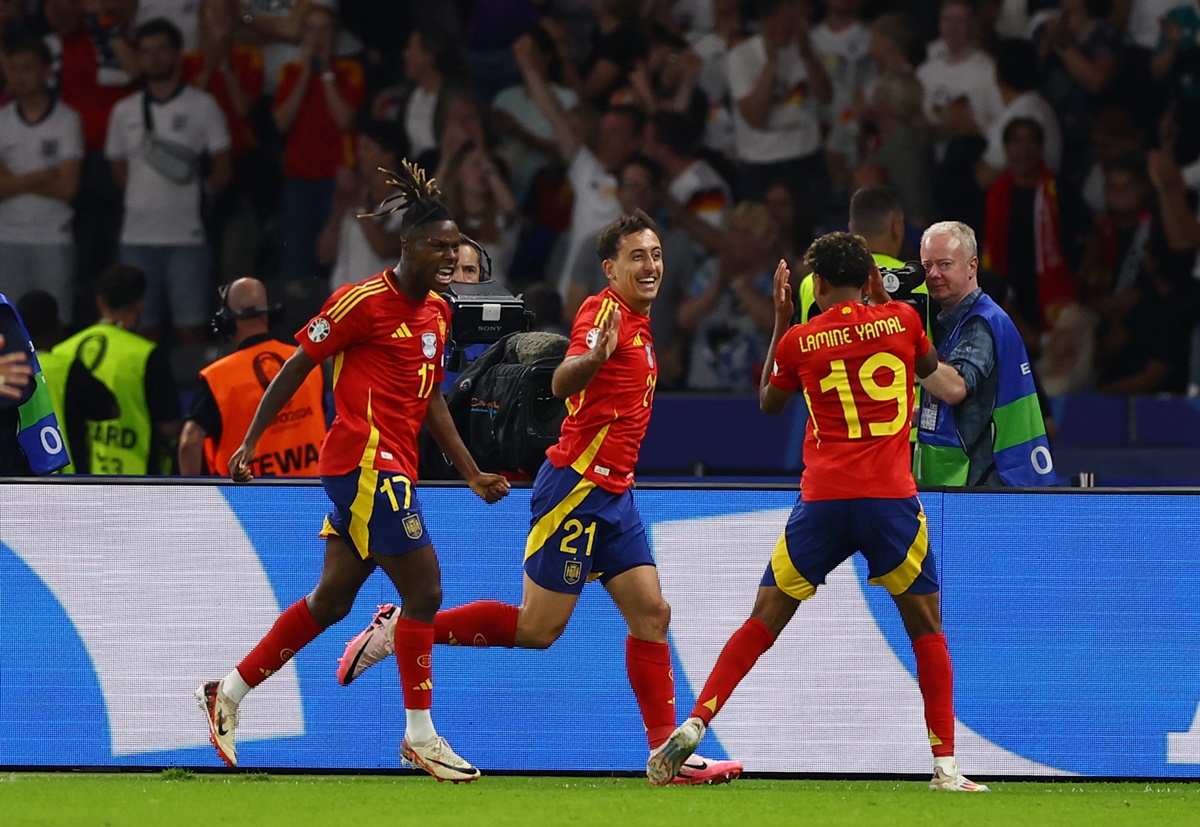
[759,260,792,416]
[423,391,510,504]
[228,347,318,482]
[917,361,968,405]
[551,306,622,399]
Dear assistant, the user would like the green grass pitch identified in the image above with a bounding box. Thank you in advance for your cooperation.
[1,773,1198,826]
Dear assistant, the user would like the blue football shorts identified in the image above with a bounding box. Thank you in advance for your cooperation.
[320,469,431,559]
[523,459,654,595]
[762,495,938,600]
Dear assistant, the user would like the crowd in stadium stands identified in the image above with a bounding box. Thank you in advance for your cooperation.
[2,0,1200,475]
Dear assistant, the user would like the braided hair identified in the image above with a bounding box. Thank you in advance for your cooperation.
[359,158,453,238]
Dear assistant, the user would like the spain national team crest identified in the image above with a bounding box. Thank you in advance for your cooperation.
[645,344,654,368]
[403,513,423,540]
[421,331,437,359]
[563,559,582,585]
[307,317,330,343]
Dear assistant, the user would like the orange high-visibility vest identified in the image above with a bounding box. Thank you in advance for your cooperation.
[199,340,326,477]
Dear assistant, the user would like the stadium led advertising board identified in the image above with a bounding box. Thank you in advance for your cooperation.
[1,483,1198,777]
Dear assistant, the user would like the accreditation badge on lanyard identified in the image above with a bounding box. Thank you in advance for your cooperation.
[917,388,940,433]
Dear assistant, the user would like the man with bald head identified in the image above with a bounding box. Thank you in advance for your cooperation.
[179,278,326,476]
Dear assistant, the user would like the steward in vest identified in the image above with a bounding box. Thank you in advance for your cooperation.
[180,278,325,477]
[0,293,68,475]
[54,264,183,475]
[913,221,1054,486]
[16,290,118,474]
[796,187,932,443]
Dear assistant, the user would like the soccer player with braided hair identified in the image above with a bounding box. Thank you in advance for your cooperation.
[196,159,510,782]
[647,232,989,792]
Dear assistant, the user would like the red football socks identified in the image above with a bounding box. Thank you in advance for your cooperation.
[913,632,956,757]
[394,617,436,710]
[626,636,676,749]
[235,598,324,688]
[689,618,776,725]
[433,601,519,647]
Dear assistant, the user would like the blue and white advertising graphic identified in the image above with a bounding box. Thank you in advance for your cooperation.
[1,482,1199,777]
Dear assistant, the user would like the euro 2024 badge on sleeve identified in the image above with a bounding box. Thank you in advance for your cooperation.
[307,317,330,343]
[421,331,437,359]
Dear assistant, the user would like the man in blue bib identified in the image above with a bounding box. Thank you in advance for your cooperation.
[914,221,1056,487]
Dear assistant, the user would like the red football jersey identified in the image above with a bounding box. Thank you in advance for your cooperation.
[546,288,658,494]
[274,59,365,180]
[770,300,930,501]
[297,271,449,478]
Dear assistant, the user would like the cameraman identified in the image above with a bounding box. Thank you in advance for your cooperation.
[179,278,326,476]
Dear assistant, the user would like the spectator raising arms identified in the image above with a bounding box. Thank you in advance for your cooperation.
[678,201,780,391]
[371,25,467,162]
[492,21,580,202]
[271,3,363,280]
[183,0,264,280]
[439,141,519,287]
[512,30,643,322]
[319,120,405,292]
[727,0,833,212]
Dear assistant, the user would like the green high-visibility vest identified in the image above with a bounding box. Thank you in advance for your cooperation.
[55,323,158,475]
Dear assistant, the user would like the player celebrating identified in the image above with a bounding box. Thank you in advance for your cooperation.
[338,210,743,785]
[195,161,510,782]
[646,232,988,792]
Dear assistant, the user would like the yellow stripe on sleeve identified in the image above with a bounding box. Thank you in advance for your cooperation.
[594,298,616,328]
[330,283,388,322]
[328,277,384,318]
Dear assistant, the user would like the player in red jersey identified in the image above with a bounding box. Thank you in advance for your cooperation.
[194,161,510,782]
[338,210,743,785]
[647,232,989,792]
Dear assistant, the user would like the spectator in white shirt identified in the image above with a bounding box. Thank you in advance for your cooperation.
[317,120,405,293]
[0,37,83,325]
[726,0,833,216]
[492,21,580,203]
[916,0,1003,151]
[977,37,1063,190]
[686,0,748,158]
[370,25,468,165]
[512,29,643,322]
[809,0,872,187]
[106,18,231,344]
[642,109,731,257]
